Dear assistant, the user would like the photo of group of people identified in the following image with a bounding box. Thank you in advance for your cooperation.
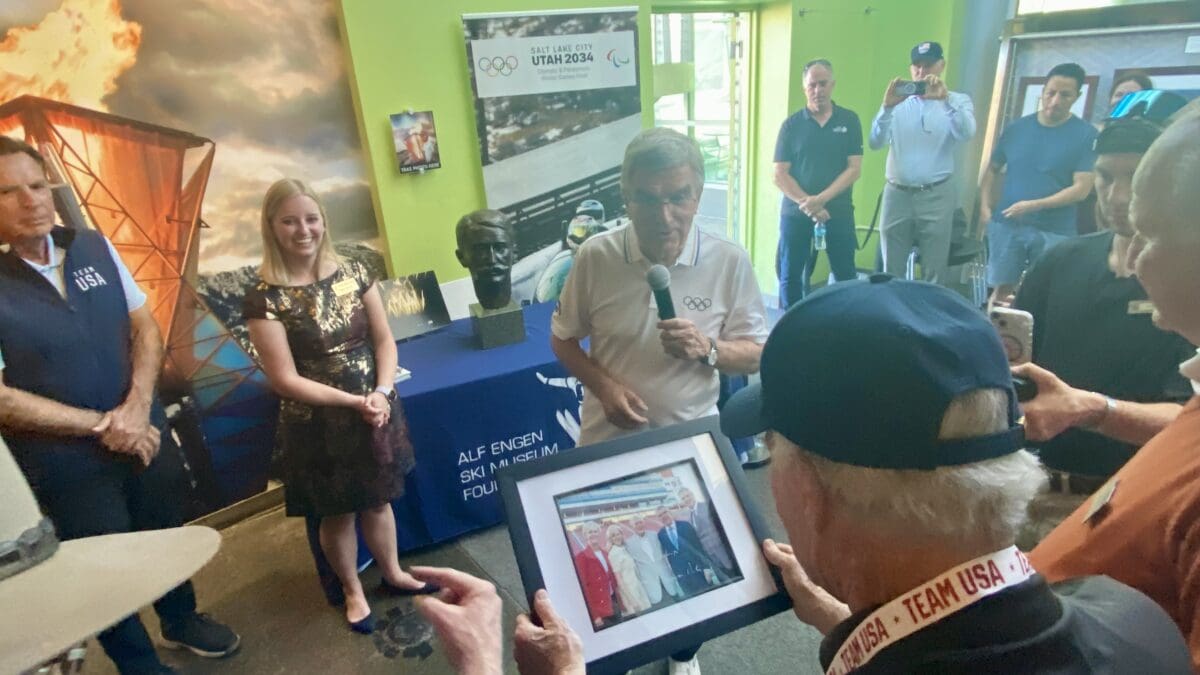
[554,460,741,631]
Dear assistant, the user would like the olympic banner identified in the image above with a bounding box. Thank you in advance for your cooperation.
[470,31,637,99]
[462,8,642,305]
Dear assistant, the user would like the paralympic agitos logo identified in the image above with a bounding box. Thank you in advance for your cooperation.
[478,55,518,77]
[606,48,630,68]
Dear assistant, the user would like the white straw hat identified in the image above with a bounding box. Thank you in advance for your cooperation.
[0,435,220,673]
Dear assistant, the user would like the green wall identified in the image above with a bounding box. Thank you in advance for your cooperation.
[744,0,969,289]
[339,0,972,292]
[338,0,657,281]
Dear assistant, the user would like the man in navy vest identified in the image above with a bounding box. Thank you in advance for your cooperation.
[0,138,238,674]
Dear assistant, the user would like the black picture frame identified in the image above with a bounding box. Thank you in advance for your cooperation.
[497,417,791,674]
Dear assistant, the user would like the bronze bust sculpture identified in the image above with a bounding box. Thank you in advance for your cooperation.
[455,209,516,310]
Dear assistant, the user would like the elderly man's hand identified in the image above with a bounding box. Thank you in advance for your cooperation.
[922,75,948,101]
[96,398,152,454]
[132,425,161,467]
[594,378,649,430]
[93,413,159,467]
[412,566,503,675]
[514,589,585,675]
[882,77,907,109]
[762,539,850,636]
[1012,362,1107,441]
[658,318,711,363]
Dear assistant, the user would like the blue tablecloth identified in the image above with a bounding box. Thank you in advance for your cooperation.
[390,301,580,550]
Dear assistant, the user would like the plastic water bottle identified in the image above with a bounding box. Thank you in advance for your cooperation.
[813,222,827,251]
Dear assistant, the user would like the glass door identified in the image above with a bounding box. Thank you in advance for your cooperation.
[652,12,752,246]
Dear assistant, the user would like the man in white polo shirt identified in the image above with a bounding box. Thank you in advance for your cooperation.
[550,127,767,675]
[551,127,768,444]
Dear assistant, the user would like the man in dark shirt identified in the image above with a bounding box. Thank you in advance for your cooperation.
[1013,103,1192,489]
[773,58,863,306]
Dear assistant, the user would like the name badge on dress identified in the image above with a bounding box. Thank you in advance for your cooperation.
[1127,300,1154,315]
[332,278,358,297]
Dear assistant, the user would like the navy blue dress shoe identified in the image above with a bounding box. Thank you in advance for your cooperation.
[348,612,375,634]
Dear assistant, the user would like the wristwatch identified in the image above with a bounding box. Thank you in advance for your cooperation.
[373,386,397,402]
[702,338,719,367]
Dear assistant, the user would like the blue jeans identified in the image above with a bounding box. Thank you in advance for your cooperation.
[986,219,1073,286]
[778,206,857,307]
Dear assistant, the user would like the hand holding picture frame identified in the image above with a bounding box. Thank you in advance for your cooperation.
[498,417,791,674]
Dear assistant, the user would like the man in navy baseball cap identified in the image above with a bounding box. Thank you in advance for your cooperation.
[721,274,1190,672]
[911,41,943,64]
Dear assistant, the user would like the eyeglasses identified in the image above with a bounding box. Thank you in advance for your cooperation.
[626,192,698,209]
[1109,89,1187,124]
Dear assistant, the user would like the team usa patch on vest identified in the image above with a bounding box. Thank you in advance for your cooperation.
[72,266,108,292]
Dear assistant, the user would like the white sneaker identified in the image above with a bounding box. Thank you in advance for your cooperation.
[668,655,701,675]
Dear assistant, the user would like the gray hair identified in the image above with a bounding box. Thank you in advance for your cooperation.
[580,521,601,535]
[803,58,833,76]
[793,389,1046,546]
[620,127,704,196]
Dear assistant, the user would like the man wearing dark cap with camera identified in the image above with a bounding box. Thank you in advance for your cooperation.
[1009,93,1192,544]
[721,276,1188,672]
[870,41,976,285]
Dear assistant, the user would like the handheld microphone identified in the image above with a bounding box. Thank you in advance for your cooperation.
[646,264,676,320]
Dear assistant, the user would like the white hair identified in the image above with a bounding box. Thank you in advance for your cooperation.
[797,389,1047,546]
[580,521,601,535]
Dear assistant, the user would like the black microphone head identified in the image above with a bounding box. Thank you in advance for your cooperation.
[646,264,671,291]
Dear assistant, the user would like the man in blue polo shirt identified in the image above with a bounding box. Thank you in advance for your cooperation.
[979,62,1097,306]
[0,138,238,674]
[773,58,863,306]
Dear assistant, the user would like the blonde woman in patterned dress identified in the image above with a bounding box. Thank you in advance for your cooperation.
[244,179,434,635]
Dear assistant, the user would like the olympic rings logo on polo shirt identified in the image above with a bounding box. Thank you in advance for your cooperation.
[478,55,518,77]
[683,296,712,311]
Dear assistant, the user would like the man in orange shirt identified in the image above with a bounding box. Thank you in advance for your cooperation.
[1030,111,1200,668]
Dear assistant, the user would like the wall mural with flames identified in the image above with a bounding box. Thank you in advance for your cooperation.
[0,0,382,516]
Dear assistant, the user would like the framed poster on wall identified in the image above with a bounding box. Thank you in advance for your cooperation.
[1113,66,1200,102]
[1015,75,1100,120]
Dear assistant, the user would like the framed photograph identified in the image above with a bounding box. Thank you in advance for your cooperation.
[498,417,791,674]
[1113,66,1200,102]
[1015,75,1099,121]
[390,110,441,173]
[377,270,451,342]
